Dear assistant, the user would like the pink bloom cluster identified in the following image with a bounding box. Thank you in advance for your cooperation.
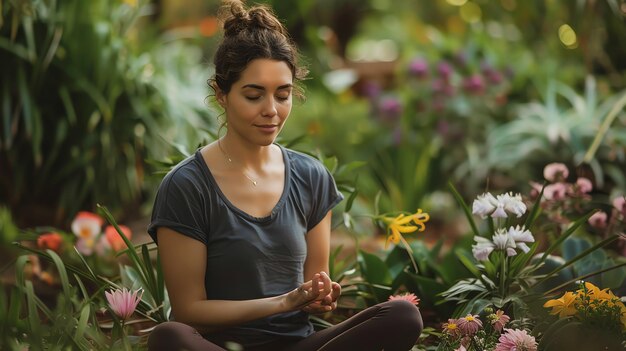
[441,310,535,350]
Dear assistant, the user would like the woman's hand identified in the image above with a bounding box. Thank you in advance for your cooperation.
[302,280,341,314]
[283,272,332,311]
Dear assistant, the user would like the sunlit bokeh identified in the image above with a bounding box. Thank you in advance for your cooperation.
[558,24,578,49]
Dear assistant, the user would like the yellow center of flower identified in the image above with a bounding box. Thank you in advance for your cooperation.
[447,324,457,330]
[465,316,475,321]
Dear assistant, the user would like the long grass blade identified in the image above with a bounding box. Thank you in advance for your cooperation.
[448,182,479,236]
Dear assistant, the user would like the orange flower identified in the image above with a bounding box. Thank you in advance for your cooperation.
[37,232,63,252]
[105,225,132,251]
[544,291,578,318]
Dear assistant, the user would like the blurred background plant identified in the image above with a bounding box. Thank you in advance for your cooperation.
[0,0,215,229]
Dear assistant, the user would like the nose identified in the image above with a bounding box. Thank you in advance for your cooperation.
[262,97,277,117]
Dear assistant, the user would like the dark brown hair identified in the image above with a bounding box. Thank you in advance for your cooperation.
[210,0,308,99]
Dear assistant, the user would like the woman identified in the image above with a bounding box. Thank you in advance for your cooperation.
[147,1,423,350]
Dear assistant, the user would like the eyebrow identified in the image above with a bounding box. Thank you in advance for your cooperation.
[241,83,293,90]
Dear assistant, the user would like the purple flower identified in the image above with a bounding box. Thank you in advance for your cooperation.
[361,81,381,99]
[378,96,403,122]
[462,74,485,94]
[437,61,453,80]
[408,58,428,78]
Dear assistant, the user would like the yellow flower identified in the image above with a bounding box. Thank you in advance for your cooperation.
[583,282,616,301]
[124,0,138,6]
[544,291,579,318]
[383,209,430,248]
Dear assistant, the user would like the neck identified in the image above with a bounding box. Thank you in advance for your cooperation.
[219,134,274,170]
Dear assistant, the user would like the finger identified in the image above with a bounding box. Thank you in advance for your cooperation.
[330,282,341,300]
[319,272,332,298]
[310,273,321,299]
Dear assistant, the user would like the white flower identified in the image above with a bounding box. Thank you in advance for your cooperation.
[496,193,526,218]
[493,229,517,256]
[472,236,495,261]
[472,193,498,218]
[507,225,534,253]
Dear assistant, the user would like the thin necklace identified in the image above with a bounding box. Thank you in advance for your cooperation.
[218,141,258,187]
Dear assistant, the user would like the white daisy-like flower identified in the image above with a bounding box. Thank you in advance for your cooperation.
[472,236,495,261]
[472,192,498,219]
[496,192,527,218]
[507,225,534,253]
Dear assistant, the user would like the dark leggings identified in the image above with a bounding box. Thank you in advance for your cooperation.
[147,300,423,351]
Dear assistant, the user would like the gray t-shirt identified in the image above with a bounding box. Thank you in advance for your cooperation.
[147,144,344,348]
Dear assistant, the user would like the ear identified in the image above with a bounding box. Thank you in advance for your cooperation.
[215,87,227,108]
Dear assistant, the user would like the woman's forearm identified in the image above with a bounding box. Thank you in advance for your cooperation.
[176,294,289,331]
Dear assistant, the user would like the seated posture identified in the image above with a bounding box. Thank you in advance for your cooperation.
[147,1,423,350]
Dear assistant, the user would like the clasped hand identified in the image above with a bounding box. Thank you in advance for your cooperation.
[285,271,340,314]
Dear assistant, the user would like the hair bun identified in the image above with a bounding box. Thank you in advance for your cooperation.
[220,0,288,38]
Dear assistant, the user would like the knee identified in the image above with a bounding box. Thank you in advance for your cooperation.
[148,321,199,351]
[382,300,423,334]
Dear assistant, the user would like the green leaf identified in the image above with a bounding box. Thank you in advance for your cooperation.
[448,182,479,236]
[538,210,596,264]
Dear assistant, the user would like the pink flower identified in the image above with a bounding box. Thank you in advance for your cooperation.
[495,328,537,351]
[37,232,63,252]
[71,211,103,240]
[543,163,569,182]
[105,225,133,251]
[75,235,110,256]
[588,211,608,229]
[457,314,483,335]
[491,310,510,332]
[442,318,462,337]
[388,293,420,305]
[543,183,568,201]
[613,196,626,216]
[105,288,143,321]
[575,177,593,194]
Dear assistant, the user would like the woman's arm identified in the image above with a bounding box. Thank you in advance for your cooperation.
[302,211,341,313]
[157,227,330,332]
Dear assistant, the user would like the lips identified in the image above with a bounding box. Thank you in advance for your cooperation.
[254,124,279,133]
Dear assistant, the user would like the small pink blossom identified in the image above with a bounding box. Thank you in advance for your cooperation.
[75,235,110,256]
[588,211,608,229]
[575,177,593,194]
[388,293,420,305]
[613,196,626,216]
[543,163,569,182]
[491,310,510,332]
[457,314,483,335]
[105,288,143,321]
[543,183,568,201]
[495,328,537,351]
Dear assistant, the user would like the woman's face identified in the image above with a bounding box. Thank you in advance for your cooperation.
[218,58,294,147]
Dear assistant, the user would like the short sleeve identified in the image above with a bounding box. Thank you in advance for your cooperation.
[147,167,208,245]
[307,163,344,231]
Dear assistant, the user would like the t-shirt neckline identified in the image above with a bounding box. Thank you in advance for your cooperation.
[195,143,291,223]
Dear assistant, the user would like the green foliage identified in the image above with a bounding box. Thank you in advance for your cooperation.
[1,253,109,350]
[487,76,626,190]
[0,0,214,225]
